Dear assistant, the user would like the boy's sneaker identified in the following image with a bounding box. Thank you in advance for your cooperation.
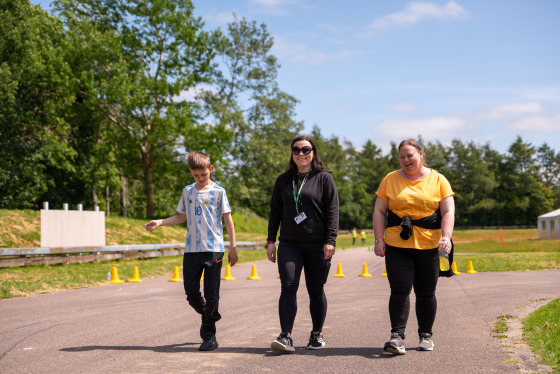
[417,332,434,351]
[199,335,219,351]
[271,333,295,352]
[305,331,325,350]
[383,332,406,355]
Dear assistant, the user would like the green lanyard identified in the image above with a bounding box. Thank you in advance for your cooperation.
[292,171,310,214]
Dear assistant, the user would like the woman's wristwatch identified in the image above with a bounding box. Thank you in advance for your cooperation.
[375,238,383,244]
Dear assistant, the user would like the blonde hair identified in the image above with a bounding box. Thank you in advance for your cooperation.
[398,139,428,167]
[187,151,211,170]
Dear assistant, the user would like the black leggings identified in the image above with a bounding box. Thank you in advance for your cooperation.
[385,244,439,339]
[277,243,329,335]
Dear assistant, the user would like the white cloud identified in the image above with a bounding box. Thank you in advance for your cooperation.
[505,112,560,133]
[203,11,237,26]
[316,23,340,34]
[361,1,468,36]
[246,0,310,15]
[272,35,329,65]
[375,114,468,140]
[173,86,217,103]
[272,35,365,65]
[387,104,419,113]
[482,102,543,120]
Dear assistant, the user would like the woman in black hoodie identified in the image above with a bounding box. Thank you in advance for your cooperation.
[267,135,339,352]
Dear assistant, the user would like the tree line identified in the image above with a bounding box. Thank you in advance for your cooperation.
[1,0,559,228]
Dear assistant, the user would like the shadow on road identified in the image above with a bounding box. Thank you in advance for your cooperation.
[60,344,392,359]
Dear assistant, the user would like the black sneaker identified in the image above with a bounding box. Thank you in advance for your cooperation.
[305,331,325,350]
[384,332,406,355]
[199,335,219,351]
[271,333,295,352]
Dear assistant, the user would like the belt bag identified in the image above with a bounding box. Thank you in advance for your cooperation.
[386,209,455,278]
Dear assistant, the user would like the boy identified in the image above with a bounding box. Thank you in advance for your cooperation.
[144,151,237,351]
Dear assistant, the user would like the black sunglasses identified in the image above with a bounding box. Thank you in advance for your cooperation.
[292,146,313,155]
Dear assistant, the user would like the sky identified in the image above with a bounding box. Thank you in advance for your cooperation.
[32,0,560,154]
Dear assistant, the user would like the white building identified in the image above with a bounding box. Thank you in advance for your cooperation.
[538,208,560,240]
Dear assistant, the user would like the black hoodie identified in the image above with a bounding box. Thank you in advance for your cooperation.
[267,169,339,250]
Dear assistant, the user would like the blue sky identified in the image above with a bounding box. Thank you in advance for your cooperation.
[33,0,560,154]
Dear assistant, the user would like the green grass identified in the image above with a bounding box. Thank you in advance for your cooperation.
[0,249,268,299]
[523,299,560,373]
[492,314,515,339]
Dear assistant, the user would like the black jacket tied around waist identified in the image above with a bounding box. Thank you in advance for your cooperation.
[385,209,454,277]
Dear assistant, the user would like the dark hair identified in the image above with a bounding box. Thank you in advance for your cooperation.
[285,135,330,177]
[398,138,428,167]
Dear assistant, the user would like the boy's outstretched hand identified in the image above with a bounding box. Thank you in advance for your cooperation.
[144,220,162,232]
[228,247,238,266]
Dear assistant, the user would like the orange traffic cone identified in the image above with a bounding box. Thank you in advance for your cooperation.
[221,264,236,281]
[200,269,204,282]
[466,261,478,274]
[334,263,345,278]
[247,265,261,280]
[381,266,387,277]
[110,266,124,284]
[169,266,183,282]
[359,263,372,277]
[128,266,142,283]
[452,261,461,275]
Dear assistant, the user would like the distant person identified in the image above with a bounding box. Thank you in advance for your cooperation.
[360,230,366,245]
[267,135,339,352]
[372,139,455,355]
[144,151,237,352]
[352,227,357,245]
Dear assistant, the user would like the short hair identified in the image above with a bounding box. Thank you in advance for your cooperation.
[187,151,211,170]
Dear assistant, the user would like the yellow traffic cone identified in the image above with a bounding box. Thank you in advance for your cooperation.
[128,266,143,283]
[110,266,124,284]
[247,265,261,280]
[200,269,204,282]
[466,260,478,274]
[359,263,373,277]
[221,264,236,281]
[169,266,183,282]
[452,261,461,275]
[381,266,387,277]
[334,263,345,278]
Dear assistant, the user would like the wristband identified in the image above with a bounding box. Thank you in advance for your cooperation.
[267,240,275,244]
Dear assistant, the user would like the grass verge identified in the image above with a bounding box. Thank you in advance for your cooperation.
[523,299,560,373]
[0,249,267,299]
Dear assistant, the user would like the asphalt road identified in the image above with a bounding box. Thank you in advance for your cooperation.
[1,247,559,374]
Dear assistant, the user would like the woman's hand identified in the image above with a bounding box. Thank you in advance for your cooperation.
[323,244,335,259]
[266,243,276,263]
[374,239,386,257]
[439,236,452,254]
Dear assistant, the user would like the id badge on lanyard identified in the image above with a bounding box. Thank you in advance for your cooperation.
[293,172,309,225]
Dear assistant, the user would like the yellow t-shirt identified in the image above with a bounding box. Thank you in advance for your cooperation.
[376,169,454,249]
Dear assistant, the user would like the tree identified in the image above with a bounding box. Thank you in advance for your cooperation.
[199,17,303,217]
[55,0,218,217]
[497,136,554,224]
[0,0,77,208]
[537,143,560,209]
[446,140,499,226]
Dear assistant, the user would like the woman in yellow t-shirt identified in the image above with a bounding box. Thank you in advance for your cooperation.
[373,139,455,355]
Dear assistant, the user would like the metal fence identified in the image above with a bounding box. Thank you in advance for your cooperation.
[0,242,264,268]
